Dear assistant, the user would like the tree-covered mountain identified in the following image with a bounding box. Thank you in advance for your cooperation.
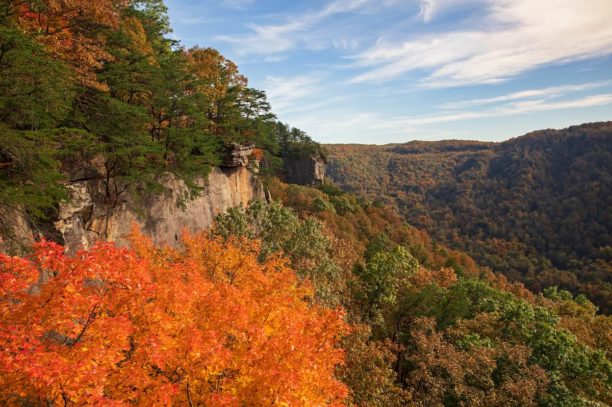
[326,122,612,312]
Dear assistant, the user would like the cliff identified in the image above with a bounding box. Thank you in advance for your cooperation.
[56,166,263,253]
[1,164,264,254]
[283,156,326,186]
[0,145,333,254]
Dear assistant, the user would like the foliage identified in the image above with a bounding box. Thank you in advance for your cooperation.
[0,26,74,130]
[0,0,322,238]
[1,0,610,404]
[0,129,97,222]
[338,325,410,406]
[13,0,129,90]
[0,230,349,405]
[269,178,612,406]
[275,122,326,160]
[326,123,612,313]
[353,245,418,324]
[214,200,345,305]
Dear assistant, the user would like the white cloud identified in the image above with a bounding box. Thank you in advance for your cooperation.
[379,93,612,127]
[417,0,487,22]
[351,0,612,87]
[263,55,288,63]
[215,0,377,55]
[221,0,254,9]
[264,75,323,113]
[440,81,611,109]
[291,93,612,143]
[419,0,436,22]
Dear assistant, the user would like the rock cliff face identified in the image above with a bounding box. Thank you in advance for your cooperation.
[56,166,263,253]
[283,156,326,186]
[0,165,263,254]
[0,144,329,254]
[0,206,34,254]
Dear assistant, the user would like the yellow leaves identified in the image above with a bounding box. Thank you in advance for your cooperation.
[122,16,155,60]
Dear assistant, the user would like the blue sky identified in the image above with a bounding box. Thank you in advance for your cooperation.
[164,0,612,144]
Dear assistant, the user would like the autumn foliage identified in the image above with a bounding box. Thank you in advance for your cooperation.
[0,231,348,405]
[16,0,128,89]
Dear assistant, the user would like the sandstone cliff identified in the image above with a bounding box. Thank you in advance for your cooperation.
[56,166,264,253]
[1,165,263,254]
[0,144,332,254]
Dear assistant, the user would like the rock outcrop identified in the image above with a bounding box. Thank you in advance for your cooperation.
[1,155,263,254]
[222,143,254,168]
[0,144,333,254]
[283,156,326,186]
[0,205,35,254]
[55,166,263,253]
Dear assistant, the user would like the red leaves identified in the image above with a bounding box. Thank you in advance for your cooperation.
[0,232,349,405]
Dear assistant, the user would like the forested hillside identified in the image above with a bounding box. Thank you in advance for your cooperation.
[3,178,610,405]
[0,0,610,405]
[327,122,612,312]
[0,0,320,239]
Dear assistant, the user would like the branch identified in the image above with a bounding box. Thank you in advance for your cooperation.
[69,303,98,347]
[186,382,194,407]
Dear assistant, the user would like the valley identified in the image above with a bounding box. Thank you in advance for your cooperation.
[327,122,612,312]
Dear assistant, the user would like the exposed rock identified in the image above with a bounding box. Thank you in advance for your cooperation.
[248,148,264,175]
[283,156,326,186]
[0,166,263,254]
[54,166,264,253]
[0,205,34,254]
[0,146,328,254]
[221,143,253,168]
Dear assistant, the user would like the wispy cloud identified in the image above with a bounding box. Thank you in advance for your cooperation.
[440,81,611,109]
[215,0,375,55]
[401,93,612,125]
[221,0,254,10]
[290,93,612,143]
[264,74,324,112]
[417,0,483,22]
[418,0,436,22]
[351,0,612,87]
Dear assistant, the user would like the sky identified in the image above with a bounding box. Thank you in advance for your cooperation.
[164,0,612,144]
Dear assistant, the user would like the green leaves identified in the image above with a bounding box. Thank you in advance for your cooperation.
[0,27,74,130]
[0,127,67,220]
[355,245,418,325]
[214,200,344,305]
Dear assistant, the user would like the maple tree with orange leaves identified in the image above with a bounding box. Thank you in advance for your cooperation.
[0,230,349,405]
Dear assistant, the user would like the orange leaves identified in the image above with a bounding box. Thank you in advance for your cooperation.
[0,231,349,405]
[16,0,129,89]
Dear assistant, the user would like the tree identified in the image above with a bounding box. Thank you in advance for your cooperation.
[185,47,247,140]
[405,317,549,406]
[339,325,410,406]
[354,245,418,325]
[0,26,74,130]
[13,0,129,89]
[214,200,345,305]
[0,230,349,405]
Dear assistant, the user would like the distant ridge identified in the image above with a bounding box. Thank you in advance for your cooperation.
[326,122,612,312]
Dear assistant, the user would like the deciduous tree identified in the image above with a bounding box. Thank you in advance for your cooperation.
[0,231,349,405]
